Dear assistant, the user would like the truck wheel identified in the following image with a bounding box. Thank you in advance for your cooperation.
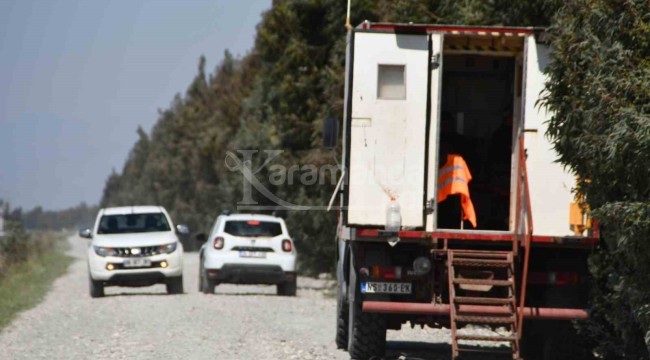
[519,323,543,360]
[89,277,104,298]
[335,280,349,349]
[277,277,297,296]
[522,322,593,360]
[347,262,386,359]
[166,275,184,294]
[348,297,386,359]
[541,323,593,360]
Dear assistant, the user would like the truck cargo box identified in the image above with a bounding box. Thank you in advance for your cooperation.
[343,23,577,237]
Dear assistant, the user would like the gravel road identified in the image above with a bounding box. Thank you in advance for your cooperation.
[0,236,499,360]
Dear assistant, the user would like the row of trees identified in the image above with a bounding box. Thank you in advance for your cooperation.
[100,1,649,357]
[1,200,98,232]
[0,201,83,277]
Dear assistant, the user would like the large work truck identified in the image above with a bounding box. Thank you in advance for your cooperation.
[333,21,596,360]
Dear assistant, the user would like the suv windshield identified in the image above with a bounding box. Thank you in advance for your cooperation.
[224,220,283,237]
[97,213,171,234]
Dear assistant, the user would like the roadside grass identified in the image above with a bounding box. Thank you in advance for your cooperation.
[0,232,73,331]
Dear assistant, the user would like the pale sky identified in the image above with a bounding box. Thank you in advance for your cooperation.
[0,0,271,210]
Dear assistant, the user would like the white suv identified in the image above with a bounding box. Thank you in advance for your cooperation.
[81,206,186,297]
[198,213,297,296]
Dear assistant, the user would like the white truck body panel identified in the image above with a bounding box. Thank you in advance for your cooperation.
[522,36,575,237]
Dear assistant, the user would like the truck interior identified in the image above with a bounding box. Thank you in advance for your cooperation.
[437,34,525,231]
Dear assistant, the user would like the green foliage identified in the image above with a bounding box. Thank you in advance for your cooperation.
[542,0,650,357]
[0,221,30,267]
[23,203,99,231]
[0,222,71,275]
[1,200,98,231]
[100,1,559,275]
[0,231,72,330]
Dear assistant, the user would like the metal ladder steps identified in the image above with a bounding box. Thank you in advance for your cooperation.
[454,296,514,305]
[455,315,516,324]
[452,258,513,267]
[453,277,514,286]
[456,334,518,342]
[450,251,512,259]
[447,249,519,359]
[456,346,517,356]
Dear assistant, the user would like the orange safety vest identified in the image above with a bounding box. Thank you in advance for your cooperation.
[438,154,477,228]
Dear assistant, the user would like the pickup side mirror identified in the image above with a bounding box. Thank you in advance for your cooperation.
[323,110,339,149]
[176,224,190,235]
[194,233,207,242]
[79,228,92,239]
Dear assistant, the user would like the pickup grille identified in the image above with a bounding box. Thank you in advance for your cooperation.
[112,246,161,257]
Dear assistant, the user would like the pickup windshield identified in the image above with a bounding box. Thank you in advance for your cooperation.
[97,213,171,234]
[224,220,283,237]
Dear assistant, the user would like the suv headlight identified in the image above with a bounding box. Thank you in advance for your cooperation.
[94,246,116,257]
[158,242,177,254]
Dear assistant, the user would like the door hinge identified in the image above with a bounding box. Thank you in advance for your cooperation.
[431,53,440,69]
[426,199,435,214]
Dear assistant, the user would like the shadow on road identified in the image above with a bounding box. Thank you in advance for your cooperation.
[385,341,510,360]
[210,292,278,297]
[385,341,450,360]
[103,292,171,297]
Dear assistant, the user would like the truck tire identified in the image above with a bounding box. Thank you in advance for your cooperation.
[277,277,297,296]
[348,298,386,359]
[541,323,593,360]
[347,261,386,360]
[522,322,593,360]
[89,277,104,298]
[166,275,184,294]
[335,281,349,349]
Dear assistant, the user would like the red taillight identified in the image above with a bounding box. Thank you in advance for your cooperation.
[552,272,580,286]
[213,237,224,250]
[282,239,292,252]
[529,271,579,286]
[370,266,402,280]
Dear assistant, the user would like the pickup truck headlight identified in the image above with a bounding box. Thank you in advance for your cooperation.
[158,242,177,254]
[94,246,116,257]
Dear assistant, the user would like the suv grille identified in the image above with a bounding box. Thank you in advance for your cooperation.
[112,246,162,257]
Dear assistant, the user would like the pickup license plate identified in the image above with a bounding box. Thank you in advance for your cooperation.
[239,251,266,258]
[123,258,151,268]
[361,282,411,294]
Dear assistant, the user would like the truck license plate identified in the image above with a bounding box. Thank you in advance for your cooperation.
[123,258,151,268]
[361,282,411,294]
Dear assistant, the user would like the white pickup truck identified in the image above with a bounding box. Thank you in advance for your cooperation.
[80,206,188,297]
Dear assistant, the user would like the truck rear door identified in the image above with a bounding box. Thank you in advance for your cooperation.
[347,31,443,229]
